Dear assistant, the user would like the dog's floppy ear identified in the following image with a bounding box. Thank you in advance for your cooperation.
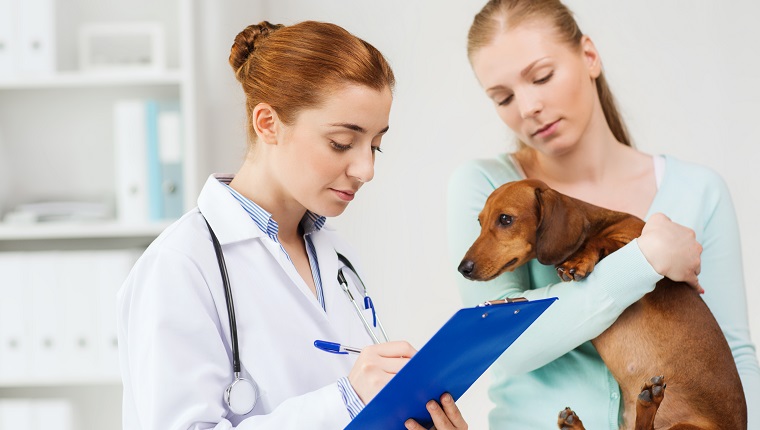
[534,187,589,266]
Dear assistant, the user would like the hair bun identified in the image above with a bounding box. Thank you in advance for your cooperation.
[229,21,284,73]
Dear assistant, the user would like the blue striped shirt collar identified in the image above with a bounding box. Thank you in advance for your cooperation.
[219,178,326,241]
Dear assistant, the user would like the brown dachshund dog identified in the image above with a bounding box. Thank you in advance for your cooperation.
[457,179,746,430]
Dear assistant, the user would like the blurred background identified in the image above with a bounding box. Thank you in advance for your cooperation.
[0,1,757,429]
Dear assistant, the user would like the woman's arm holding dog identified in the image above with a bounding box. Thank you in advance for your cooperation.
[446,160,698,375]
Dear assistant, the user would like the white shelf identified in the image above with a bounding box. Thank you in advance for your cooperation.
[0,221,172,241]
[0,1,195,427]
[0,70,184,90]
[0,375,121,388]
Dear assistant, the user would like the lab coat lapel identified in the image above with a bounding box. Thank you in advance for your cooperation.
[271,239,328,316]
[199,175,327,317]
[198,175,265,244]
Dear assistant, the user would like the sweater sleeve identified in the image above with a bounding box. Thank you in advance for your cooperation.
[692,174,760,428]
[446,160,663,376]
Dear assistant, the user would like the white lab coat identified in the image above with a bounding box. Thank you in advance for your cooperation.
[118,175,379,430]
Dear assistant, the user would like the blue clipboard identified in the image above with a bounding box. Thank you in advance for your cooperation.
[344,297,557,430]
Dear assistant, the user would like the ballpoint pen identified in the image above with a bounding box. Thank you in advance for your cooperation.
[313,340,363,355]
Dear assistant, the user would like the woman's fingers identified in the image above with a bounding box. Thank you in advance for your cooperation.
[439,393,467,427]
[405,394,468,430]
[368,341,417,358]
[348,341,417,404]
[638,212,703,291]
[404,418,427,430]
[360,342,415,374]
[350,347,469,429]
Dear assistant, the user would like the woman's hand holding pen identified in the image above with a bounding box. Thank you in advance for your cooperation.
[347,341,468,430]
[348,341,416,404]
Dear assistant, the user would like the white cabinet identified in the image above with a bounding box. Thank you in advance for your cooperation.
[0,0,198,428]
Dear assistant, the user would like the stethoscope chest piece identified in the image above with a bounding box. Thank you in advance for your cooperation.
[205,217,259,416]
[225,376,259,416]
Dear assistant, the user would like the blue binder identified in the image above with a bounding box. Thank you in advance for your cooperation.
[344,297,557,430]
[144,99,184,221]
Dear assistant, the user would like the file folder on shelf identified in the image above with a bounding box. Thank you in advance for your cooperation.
[114,100,149,223]
[60,252,99,377]
[16,0,55,75]
[0,0,16,79]
[28,252,66,379]
[0,253,30,382]
[344,297,557,430]
[145,100,183,221]
[157,105,183,219]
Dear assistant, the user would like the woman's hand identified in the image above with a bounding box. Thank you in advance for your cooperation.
[638,212,703,292]
[404,393,468,430]
[348,341,416,404]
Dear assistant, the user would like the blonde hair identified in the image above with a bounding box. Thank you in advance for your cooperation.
[468,0,632,148]
[230,21,395,144]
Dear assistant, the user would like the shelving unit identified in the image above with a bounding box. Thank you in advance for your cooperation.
[0,222,171,241]
[0,70,184,89]
[0,0,198,428]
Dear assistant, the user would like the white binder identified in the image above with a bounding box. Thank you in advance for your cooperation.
[0,253,31,382]
[0,0,16,79]
[114,100,149,224]
[0,399,72,430]
[96,250,140,377]
[60,252,99,377]
[28,252,66,380]
[32,399,73,430]
[16,0,55,75]
[0,399,33,429]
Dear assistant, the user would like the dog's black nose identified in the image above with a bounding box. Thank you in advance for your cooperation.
[458,259,475,278]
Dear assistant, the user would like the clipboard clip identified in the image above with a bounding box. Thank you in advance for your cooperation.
[477,297,529,307]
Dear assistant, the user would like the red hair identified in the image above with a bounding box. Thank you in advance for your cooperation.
[230,21,395,142]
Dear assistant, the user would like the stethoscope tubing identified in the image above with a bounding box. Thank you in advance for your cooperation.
[203,216,386,416]
[205,219,242,373]
[205,217,258,416]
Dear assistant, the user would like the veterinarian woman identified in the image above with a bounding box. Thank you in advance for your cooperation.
[447,0,760,428]
[118,21,468,430]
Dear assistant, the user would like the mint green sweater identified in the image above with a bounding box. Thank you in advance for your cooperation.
[447,154,759,429]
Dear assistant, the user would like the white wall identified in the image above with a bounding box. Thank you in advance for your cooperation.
[196,2,760,428]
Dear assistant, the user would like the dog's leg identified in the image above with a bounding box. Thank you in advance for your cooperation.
[555,240,599,281]
[555,213,644,281]
[555,236,629,281]
[634,375,666,430]
[557,407,585,430]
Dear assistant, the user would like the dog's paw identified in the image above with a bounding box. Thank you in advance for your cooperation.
[556,258,595,282]
[638,375,666,407]
[557,407,585,430]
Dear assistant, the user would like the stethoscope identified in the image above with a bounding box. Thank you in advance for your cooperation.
[204,218,388,416]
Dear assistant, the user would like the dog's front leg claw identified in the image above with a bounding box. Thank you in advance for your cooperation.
[556,261,592,282]
[634,375,666,429]
[638,375,666,407]
[556,267,573,282]
[557,407,585,430]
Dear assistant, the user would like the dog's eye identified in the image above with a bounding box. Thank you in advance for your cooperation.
[499,214,513,226]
